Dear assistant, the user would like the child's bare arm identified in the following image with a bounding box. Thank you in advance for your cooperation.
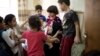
[20,19,28,29]
[53,30,62,38]
[74,21,81,44]
[46,30,61,43]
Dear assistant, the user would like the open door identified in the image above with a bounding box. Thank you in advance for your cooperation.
[85,0,100,53]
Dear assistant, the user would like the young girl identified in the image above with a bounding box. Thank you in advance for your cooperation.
[22,15,59,56]
[44,5,62,56]
[3,14,25,56]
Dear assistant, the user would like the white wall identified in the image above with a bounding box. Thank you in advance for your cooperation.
[0,0,18,23]
[41,0,85,20]
[70,0,85,12]
[42,0,85,11]
[42,0,58,10]
[27,0,34,10]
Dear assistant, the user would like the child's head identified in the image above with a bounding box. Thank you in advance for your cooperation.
[0,16,5,29]
[85,50,100,56]
[35,5,43,15]
[28,15,41,31]
[4,14,16,28]
[47,5,59,19]
[58,0,70,11]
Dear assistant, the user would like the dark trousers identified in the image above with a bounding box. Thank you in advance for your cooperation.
[14,52,18,56]
[0,49,11,56]
[50,43,60,56]
[44,43,60,56]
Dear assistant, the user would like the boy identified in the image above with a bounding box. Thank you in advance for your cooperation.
[44,5,62,56]
[58,0,81,56]
[35,5,47,31]
[35,5,46,22]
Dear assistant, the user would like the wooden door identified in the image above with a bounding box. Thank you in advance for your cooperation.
[85,0,100,53]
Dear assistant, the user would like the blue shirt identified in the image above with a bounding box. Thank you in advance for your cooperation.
[39,15,46,22]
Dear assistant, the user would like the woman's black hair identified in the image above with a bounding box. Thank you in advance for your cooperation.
[4,14,15,25]
[28,15,41,31]
[0,16,3,23]
[35,5,42,10]
[58,0,70,6]
[47,5,59,15]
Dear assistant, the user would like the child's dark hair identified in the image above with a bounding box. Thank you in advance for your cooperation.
[0,16,3,23]
[4,14,15,25]
[58,0,70,6]
[28,15,41,31]
[83,50,100,56]
[35,5,42,10]
[47,5,59,15]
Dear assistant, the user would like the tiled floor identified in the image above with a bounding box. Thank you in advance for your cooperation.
[71,41,85,56]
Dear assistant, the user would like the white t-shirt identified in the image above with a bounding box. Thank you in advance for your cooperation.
[2,28,18,54]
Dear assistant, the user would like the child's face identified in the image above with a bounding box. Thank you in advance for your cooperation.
[9,17,17,27]
[0,21,5,29]
[48,13,56,20]
[59,3,66,11]
[36,9,42,15]
[12,17,17,27]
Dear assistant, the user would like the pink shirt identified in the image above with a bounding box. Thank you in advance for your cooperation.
[22,30,47,56]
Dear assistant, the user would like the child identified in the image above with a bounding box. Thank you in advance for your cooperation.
[0,16,12,56]
[22,15,59,56]
[0,16,5,30]
[35,5,47,31]
[44,5,62,56]
[58,0,81,56]
[84,50,100,56]
[35,5,46,22]
[4,14,25,56]
[14,18,28,56]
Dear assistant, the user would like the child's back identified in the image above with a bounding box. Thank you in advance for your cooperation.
[23,15,59,56]
[22,30,47,56]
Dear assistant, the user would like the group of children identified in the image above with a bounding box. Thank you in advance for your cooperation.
[0,0,81,56]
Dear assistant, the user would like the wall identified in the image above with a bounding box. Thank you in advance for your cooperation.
[70,0,85,12]
[69,0,85,38]
[0,0,18,22]
[18,0,85,30]
[41,0,85,19]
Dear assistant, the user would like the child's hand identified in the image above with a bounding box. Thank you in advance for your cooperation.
[53,30,62,38]
[54,38,60,43]
[56,30,62,34]
[20,39,25,43]
[74,36,81,44]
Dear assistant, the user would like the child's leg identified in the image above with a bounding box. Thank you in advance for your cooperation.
[60,37,74,56]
